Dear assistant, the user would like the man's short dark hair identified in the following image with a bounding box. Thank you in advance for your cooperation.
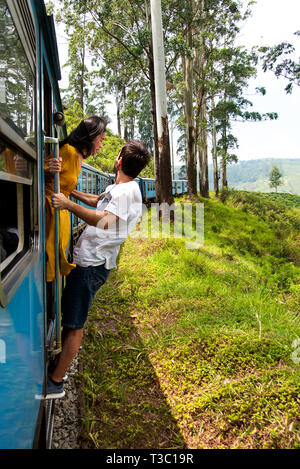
[119,140,151,179]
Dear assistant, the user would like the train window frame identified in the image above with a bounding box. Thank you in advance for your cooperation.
[0,0,38,307]
[0,140,38,307]
[0,184,25,272]
[82,171,87,192]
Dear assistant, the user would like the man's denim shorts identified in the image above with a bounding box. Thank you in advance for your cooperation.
[61,264,110,329]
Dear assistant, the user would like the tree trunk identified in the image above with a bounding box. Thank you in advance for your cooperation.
[198,90,209,197]
[80,44,85,111]
[150,0,173,208]
[116,92,121,136]
[130,116,135,139]
[146,0,160,201]
[222,125,228,188]
[122,86,128,140]
[149,45,160,201]
[211,95,219,196]
[197,0,209,198]
[80,14,86,112]
[183,4,197,197]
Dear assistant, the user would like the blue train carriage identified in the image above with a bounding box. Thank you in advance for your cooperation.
[172,179,186,196]
[0,0,67,448]
[70,163,111,244]
[141,177,156,201]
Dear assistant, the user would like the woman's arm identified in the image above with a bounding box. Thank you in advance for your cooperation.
[71,189,105,208]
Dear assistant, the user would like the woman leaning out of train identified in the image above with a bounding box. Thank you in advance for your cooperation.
[45,116,108,283]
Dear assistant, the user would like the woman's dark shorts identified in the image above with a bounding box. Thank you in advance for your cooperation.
[61,264,110,329]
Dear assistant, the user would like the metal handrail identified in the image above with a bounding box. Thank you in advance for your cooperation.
[44,136,61,354]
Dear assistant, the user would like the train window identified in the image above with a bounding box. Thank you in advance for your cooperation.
[92,174,96,194]
[88,173,92,193]
[0,0,35,146]
[0,1,37,307]
[0,137,32,182]
[0,143,33,279]
[82,171,87,192]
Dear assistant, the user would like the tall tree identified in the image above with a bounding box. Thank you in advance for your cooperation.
[55,0,108,115]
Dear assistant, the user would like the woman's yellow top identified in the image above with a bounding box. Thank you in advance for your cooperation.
[45,144,81,282]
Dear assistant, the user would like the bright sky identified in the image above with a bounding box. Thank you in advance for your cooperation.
[232,0,300,161]
[55,0,300,164]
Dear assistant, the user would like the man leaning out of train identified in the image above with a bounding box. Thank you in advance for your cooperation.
[46,139,151,399]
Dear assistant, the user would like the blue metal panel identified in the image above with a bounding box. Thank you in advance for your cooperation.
[143,178,155,200]
[134,177,144,199]
[0,257,44,449]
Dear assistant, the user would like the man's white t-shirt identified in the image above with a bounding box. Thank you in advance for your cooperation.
[73,181,142,269]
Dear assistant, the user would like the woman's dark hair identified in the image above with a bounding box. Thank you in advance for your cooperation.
[60,116,108,158]
[119,140,151,178]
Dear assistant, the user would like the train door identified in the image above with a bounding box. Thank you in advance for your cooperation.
[43,64,54,329]
[42,57,63,366]
[37,44,63,450]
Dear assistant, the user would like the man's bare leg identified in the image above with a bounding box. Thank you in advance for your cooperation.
[50,328,83,383]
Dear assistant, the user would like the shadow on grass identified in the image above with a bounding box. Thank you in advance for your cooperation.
[78,268,186,450]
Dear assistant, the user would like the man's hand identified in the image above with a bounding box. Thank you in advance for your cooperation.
[51,193,70,210]
[51,194,119,228]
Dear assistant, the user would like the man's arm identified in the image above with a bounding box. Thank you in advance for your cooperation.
[51,193,118,229]
[71,189,105,208]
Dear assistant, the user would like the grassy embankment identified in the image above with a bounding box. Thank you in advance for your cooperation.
[77,190,300,449]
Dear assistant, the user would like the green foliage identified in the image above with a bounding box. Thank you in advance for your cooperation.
[269,165,284,193]
[86,131,154,177]
[64,100,85,134]
[257,192,300,209]
[86,131,124,173]
[258,33,300,93]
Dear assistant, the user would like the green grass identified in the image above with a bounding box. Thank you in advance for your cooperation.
[78,190,300,449]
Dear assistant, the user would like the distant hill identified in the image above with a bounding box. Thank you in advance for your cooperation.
[174,158,300,195]
[222,158,300,195]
